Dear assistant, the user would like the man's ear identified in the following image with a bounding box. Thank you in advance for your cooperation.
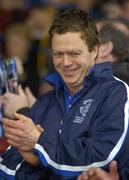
[99,41,113,58]
[92,45,99,60]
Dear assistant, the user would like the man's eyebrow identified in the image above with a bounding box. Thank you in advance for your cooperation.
[52,50,63,53]
[71,49,83,52]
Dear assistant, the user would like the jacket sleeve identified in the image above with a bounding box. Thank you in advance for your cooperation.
[0,93,54,180]
[0,146,23,179]
[32,83,129,177]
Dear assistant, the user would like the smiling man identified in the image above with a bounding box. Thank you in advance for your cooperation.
[51,32,97,94]
[0,9,129,180]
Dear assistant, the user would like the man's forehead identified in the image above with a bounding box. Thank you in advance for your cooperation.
[52,49,83,53]
[52,33,86,46]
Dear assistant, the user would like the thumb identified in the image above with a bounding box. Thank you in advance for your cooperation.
[109,161,119,178]
[13,112,29,122]
[18,85,25,97]
[0,95,4,103]
[25,87,34,98]
[25,87,36,107]
[36,124,44,133]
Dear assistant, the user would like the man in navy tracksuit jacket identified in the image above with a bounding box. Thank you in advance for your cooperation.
[1,9,129,180]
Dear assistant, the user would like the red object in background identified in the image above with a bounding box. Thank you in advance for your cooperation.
[0,9,12,31]
[0,136,9,154]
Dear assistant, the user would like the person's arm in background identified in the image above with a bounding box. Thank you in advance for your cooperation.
[1,85,36,118]
[0,85,35,153]
[77,161,119,180]
[1,82,53,118]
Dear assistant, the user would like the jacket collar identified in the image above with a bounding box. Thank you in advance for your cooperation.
[45,62,113,89]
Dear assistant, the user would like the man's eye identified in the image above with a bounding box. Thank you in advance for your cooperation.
[71,52,81,57]
[53,53,63,58]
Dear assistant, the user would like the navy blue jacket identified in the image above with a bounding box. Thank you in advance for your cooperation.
[0,62,129,180]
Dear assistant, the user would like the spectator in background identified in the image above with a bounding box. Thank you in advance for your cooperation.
[0,0,28,54]
[0,0,27,32]
[25,6,56,78]
[101,2,122,19]
[75,0,97,12]
[120,0,129,21]
[0,22,38,154]
[4,22,40,97]
[0,7,57,120]
[96,19,129,84]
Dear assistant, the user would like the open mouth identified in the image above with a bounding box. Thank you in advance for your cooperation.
[63,68,78,76]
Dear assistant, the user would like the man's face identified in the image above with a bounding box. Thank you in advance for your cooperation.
[52,32,98,94]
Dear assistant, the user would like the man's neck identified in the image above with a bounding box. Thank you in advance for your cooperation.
[69,85,83,95]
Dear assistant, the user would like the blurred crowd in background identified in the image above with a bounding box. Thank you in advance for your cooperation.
[1,0,129,98]
[0,0,129,153]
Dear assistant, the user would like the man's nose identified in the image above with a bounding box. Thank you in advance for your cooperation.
[62,54,72,66]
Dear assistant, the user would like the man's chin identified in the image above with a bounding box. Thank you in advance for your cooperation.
[65,81,81,89]
[64,81,77,86]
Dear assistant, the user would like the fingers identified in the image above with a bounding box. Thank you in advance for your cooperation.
[77,168,97,180]
[77,172,89,180]
[93,167,108,178]
[77,167,109,180]
[3,113,29,128]
[0,95,4,103]
[86,168,95,177]
[13,112,30,121]
[6,138,21,148]
[109,161,117,173]
[18,85,26,97]
[36,124,44,133]
[5,131,22,143]
[25,87,33,97]
[77,175,83,180]
[3,117,25,138]
[4,92,15,99]
[4,93,9,99]
[109,161,119,179]
[3,117,18,127]
[25,87,36,107]
[3,93,11,102]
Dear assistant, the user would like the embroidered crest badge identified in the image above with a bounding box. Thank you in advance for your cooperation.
[80,99,93,117]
